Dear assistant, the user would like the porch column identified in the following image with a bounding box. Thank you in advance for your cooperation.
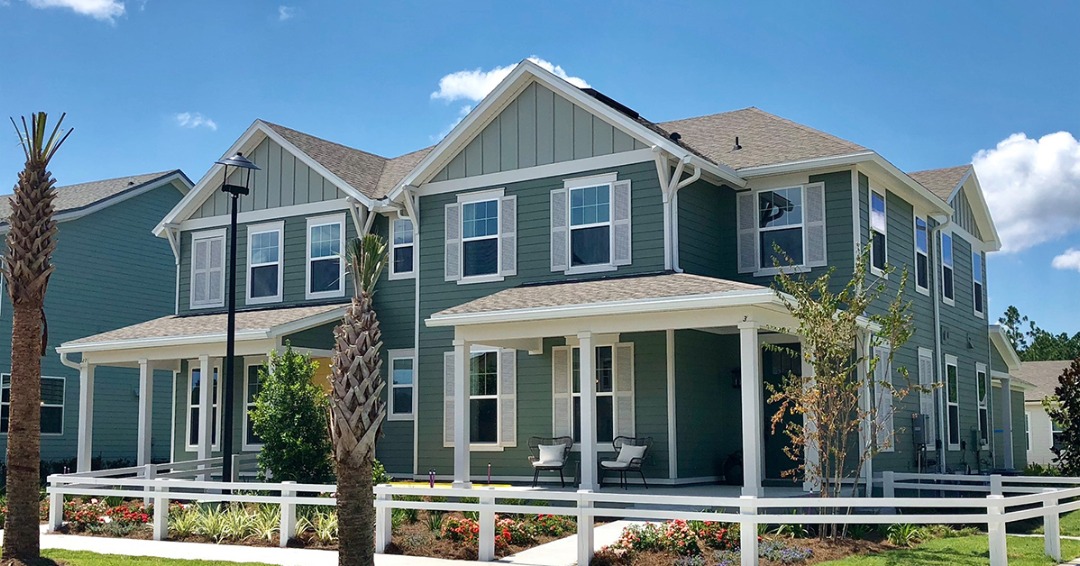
[1003,377,1015,469]
[77,361,95,472]
[198,355,212,464]
[578,332,598,491]
[452,340,471,488]
[739,322,762,497]
[800,339,820,492]
[137,359,153,466]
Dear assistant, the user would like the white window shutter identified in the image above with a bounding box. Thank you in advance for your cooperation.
[874,345,893,451]
[550,189,568,272]
[193,239,209,304]
[918,350,937,444]
[444,203,461,282]
[552,347,572,437]
[736,191,757,273]
[612,180,632,266]
[614,343,635,438]
[499,349,517,447]
[443,351,455,447]
[208,238,223,303]
[804,182,827,267]
[500,196,517,277]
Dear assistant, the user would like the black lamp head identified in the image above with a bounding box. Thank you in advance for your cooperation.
[216,152,260,170]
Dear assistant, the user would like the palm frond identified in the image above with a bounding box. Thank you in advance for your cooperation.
[10,112,71,164]
[346,233,388,296]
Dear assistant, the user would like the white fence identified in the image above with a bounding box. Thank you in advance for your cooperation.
[45,467,1080,566]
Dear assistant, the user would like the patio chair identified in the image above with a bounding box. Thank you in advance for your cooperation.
[600,436,651,489]
[528,436,574,487]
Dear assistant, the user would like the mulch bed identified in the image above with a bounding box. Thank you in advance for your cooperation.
[384,511,570,561]
[593,537,894,565]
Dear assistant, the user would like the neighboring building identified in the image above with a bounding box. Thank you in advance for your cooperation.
[58,60,1025,493]
[0,171,190,465]
[1015,360,1072,466]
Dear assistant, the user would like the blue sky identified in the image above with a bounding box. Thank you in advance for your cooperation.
[1,1,1079,333]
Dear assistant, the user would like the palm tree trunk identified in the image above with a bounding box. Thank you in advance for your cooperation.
[336,458,374,566]
[4,301,43,559]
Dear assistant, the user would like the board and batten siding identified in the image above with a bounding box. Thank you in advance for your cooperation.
[431,82,647,182]
[190,137,348,219]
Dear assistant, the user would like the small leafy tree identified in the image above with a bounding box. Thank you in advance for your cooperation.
[767,246,916,505]
[1045,358,1080,475]
[250,343,334,483]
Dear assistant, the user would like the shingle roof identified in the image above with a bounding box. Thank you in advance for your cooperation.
[376,146,434,197]
[435,273,767,317]
[908,165,971,201]
[658,108,867,170]
[0,170,183,221]
[1016,360,1074,401]
[262,121,389,199]
[64,303,344,347]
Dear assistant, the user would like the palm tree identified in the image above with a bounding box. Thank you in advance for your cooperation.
[3,113,70,561]
[329,233,388,566]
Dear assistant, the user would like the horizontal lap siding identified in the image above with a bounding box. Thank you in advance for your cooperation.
[678,181,735,278]
[675,330,740,480]
[1012,392,1027,469]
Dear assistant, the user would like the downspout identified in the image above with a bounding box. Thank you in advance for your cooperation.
[653,148,673,271]
[930,214,951,472]
[652,148,698,272]
[163,224,181,315]
[670,163,701,273]
[59,351,80,370]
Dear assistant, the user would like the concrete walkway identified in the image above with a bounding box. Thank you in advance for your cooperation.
[498,520,637,566]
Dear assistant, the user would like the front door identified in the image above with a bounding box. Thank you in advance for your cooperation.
[762,344,802,480]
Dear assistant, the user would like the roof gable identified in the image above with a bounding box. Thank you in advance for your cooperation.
[910,165,1000,250]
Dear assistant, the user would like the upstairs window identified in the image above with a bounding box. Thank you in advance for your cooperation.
[570,185,612,267]
[972,250,984,317]
[306,214,345,299]
[759,187,804,267]
[190,229,225,309]
[914,217,930,294]
[941,232,954,305]
[462,200,500,278]
[737,183,826,274]
[444,189,516,284]
[247,222,283,305]
[1,374,64,435]
[390,218,415,279]
[870,190,887,274]
[550,174,631,274]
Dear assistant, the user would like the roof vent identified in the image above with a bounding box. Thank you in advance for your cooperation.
[732,136,742,151]
[669,132,681,143]
[127,181,135,186]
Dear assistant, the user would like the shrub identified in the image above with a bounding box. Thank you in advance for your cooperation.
[250,344,334,484]
[169,504,200,538]
[496,516,535,546]
[441,516,481,543]
[427,510,445,532]
[759,539,813,563]
[372,459,391,484]
[885,523,924,547]
[690,520,738,550]
[530,513,576,537]
[250,505,280,541]
[663,519,701,556]
[1025,462,1061,477]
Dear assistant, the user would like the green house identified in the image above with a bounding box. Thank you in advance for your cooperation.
[59,60,1027,493]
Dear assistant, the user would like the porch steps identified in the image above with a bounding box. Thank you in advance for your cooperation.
[498,520,641,566]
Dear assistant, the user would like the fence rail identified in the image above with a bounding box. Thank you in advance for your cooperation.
[45,467,1080,566]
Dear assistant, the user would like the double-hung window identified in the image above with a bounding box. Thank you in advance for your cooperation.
[1,374,64,435]
[972,250,984,317]
[306,214,345,299]
[870,189,887,274]
[550,174,631,274]
[1053,419,1065,450]
[190,229,226,309]
[736,183,826,274]
[442,347,517,448]
[187,365,222,451]
[243,362,264,450]
[444,189,516,283]
[914,217,930,294]
[569,184,612,268]
[469,351,500,444]
[976,363,988,446]
[759,187,804,267]
[462,200,500,278]
[388,350,415,420]
[945,355,959,450]
[390,218,415,279]
[941,232,954,305]
[247,222,283,305]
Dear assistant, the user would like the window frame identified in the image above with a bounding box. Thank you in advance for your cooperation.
[185,362,223,452]
[570,345,616,446]
[389,216,416,280]
[754,185,809,276]
[914,216,930,296]
[565,177,616,275]
[242,358,265,452]
[387,349,416,421]
[189,228,227,309]
[976,363,988,447]
[941,231,955,306]
[305,213,347,300]
[972,249,985,318]
[945,355,960,450]
[458,192,502,282]
[468,347,501,447]
[245,221,284,305]
[0,374,65,436]
[869,187,888,276]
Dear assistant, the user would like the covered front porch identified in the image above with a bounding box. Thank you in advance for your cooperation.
[426,272,821,496]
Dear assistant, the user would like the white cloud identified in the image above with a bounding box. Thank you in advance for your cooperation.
[973,131,1080,253]
[25,0,124,22]
[1052,248,1080,272]
[431,105,473,142]
[277,5,295,21]
[174,112,217,131]
[430,57,589,103]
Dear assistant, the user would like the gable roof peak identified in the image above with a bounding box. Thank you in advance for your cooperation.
[908,164,973,201]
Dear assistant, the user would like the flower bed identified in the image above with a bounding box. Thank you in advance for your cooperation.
[387,508,578,560]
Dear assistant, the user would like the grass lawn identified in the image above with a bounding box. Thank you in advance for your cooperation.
[1011,509,1080,537]
[815,535,1080,566]
[29,549,274,566]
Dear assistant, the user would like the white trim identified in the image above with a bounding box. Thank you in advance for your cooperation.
[189,228,227,310]
[945,354,960,451]
[245,221,285,305]
[566,181,616,272]
[851,167,861,265]
[388,215,416,281]
[170,370,177,461]
[467,347,502,450]
[989,325,1023,373]
[387,349,416,421]
[972,249,985,319]
[869,186,887,277]
[976,362,989,449]
[563,172,618,189]
[753,265,811,278]
[180,199,351,232]
[185,362,222,453]
[941,231,955,306]
[456,189,506,285]
[242,357,266,452]
[305,213,347,300]
[666,329,677,480]
[0,374,66,437]
[914,215,930,296]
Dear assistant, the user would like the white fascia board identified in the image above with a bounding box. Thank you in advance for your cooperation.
[989,324,1023,372]
[57,329,271,354]
[426,288,783,327]
[959,172,1002,251]
[268,305,348,337]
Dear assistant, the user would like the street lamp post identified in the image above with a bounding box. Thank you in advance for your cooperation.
[216,152,259,487]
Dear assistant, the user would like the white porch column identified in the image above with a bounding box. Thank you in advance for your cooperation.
[739,322,762,497]
[452,340,472,488]
[578,332,598,491]
[800,339,820,492]
[1003,377,1015,469]
[77,361,95,472]
[137,359,154,467]
[197,355,212,464]
[859,331,873,494]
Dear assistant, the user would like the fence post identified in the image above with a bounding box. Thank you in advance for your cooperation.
[740,495,759,566]
[987,494,1007,566]
[279,481,297,548]
[375,491,392,553]
[47,479,63,532]
[990,474,1003,496]
[143,463,155,508]
[1043,488,1061,561]
[577,493,594,566]
[479,493,496,561]
[152,483,169,541]
[882,471,895,499]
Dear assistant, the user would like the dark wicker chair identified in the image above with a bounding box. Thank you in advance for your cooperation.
[600,436,652,489]
[528,436,574,487]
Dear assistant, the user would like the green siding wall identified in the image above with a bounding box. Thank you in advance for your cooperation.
[677,181,735,278]
[674,330,741,479]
